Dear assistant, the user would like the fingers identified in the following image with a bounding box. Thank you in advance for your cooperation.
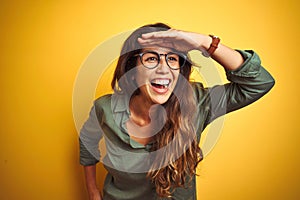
[138,37,162,45]
[138,37,164,45]
[141,29,178,39]
[138,30,178,47]
[137,29,193,52]
[138,37,174,49]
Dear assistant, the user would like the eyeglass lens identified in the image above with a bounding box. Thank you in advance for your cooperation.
[141,52,183,69]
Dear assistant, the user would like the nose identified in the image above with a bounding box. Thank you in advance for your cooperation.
[156,55,169,74]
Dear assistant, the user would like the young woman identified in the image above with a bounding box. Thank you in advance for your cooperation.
[79,23,275,200]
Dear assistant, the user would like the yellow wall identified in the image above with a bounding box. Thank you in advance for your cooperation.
[0,0,299,199]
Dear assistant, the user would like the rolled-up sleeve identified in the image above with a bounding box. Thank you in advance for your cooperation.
[79,105,103,166]
[200,50,275,124]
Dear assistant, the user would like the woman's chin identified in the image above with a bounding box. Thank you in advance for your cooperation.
[141,85,174,105]
[150,92,172,105]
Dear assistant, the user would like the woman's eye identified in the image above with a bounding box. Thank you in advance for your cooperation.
[145,57,158,62]
[168,56,178,62]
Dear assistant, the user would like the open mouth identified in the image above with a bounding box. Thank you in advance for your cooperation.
[150,79,171,89]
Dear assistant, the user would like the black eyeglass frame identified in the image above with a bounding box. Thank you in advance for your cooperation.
[133,51,187,70]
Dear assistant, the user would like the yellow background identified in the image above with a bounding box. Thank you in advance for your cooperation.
[0,0,299,199]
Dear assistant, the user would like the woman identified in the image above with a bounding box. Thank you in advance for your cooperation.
[79,23,275,200]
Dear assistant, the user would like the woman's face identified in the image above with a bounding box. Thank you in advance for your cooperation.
[134,46,181,105]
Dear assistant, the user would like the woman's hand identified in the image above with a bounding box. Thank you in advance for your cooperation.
[88,188,102,200]
[84,165,103,200]
[138,29,244,71]
[137,29,210,52]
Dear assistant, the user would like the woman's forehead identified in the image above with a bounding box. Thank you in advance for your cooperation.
[141,46,175,53]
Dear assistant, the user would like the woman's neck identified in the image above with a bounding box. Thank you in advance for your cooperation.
[127,94,158,145]
[129,94,154,126]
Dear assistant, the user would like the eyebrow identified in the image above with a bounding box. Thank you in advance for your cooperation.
[141,48,182,54]
[142,49,171,53]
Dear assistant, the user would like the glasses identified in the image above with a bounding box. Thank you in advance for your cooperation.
[134,51,187,70]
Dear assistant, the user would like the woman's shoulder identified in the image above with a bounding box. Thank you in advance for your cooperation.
[189,81,210,103]
[190,81,207,94]
[190,81,205,88]
[94,94,113,107]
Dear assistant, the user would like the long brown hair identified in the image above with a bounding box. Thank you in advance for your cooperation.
[111,23,203,198]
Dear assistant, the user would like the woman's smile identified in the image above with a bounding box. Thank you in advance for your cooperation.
[134,47,180,105]
[150,78,171,94]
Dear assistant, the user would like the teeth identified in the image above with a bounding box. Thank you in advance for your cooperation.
[152,79,170,85]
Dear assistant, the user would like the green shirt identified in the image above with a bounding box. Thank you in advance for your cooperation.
[79,50,275,200]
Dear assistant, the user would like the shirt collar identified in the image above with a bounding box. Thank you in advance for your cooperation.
[111,93,148,149]
[111,92,130,115]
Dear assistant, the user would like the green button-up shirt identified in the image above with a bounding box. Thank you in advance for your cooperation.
[79,50,275,200]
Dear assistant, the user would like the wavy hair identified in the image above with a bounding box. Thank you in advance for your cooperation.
[111,23,203,198]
